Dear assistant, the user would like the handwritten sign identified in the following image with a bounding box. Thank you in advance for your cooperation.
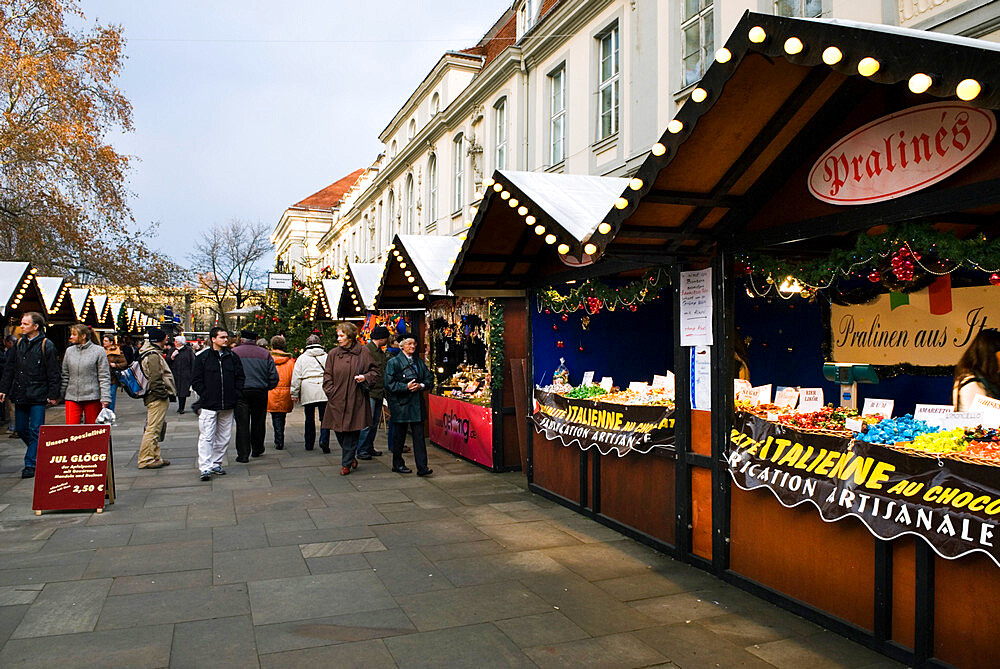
[940,411,986,429]
[33,425,110,513]
[969,395,1000,427]
[845,417,864,432]
[913,404,957,428]
[862,398,894,418]
[582,371,594,386]
[751,384,773,406]
[734,379,752,399]
[679,268,713,346]
[628,382,649,393]
[599,377,614,391]
[691,346,711,410]
[774,387,799,409]
[652,373,671,390]
[799,388,824,412]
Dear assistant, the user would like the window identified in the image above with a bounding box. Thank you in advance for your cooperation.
[363,214,370,259]
[404,174,415,234]
[390,139,397,157]
[549,67,566,165]
[682,1,713,88]
[377,201,385,254]
[494,98,507,171]
[453,133,464,212]
[519,0,538,35]
[431,92,440,114]
[597,25,619,141]
[387,191,396,240]
[774,0,822,17]
[427,155,438,228]
[408,119,416,141]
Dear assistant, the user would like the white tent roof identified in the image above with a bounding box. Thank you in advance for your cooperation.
[226,304,261,316]
[108,301,123,326]
[397,234,463,295]
[0,261,30,316]
[347,262,383,310]
[69,288,91,320]
[321,279,344,318]
[35,277,67,312]
[500,170,630,242]
[91,295,108,321]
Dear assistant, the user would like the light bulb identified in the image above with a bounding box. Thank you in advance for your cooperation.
[822,46,842,65]
[957,79,981,101]
[857,57,880,77]
[691,87,707,103]
[748,26,766,43]
[629,178,643,191]
[557,244,570,254]
[493,183,502,192]
[500,191,510,200]
[908,73,932,94]
[598,222,612,235]
[417,294,425,301]
[483,177,494,187]
[508,198,518,207]
[525,215,536,225]
[411,285,419,293]
[534,225,545,235]
[544,234,556,245]
[615,197,628,209]
[583,243,597,255]
[784,37,803,55]
[651,143,666,156]
[517,206,528,215]
[407,276,415,283]
[668,120,683,134]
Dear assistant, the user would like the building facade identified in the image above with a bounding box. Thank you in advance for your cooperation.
[289,0,1000,275]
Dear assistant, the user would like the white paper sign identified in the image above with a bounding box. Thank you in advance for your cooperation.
[628,382,649,392]
[691,346,712,410]
[767,411,779,421]
[652,374,670,389]
[798,388,824,412]
[734,379,752,398]
[751,385,772,406]
[940,411,986,429]
[582,371,595,386]
[862,398,894,418]
[774,387,799,409]
[913,404,957,428]
[679,268,713,346]
[970,394,1000,415]
[599,377,613,391]
[845,417,864,432]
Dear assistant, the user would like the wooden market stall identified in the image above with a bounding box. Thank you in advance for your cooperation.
[306,278,344,322]
[448,169,680,541]
[337,262,383,321]
[0,262,44,333]
[592,11,1000,668]
[68,288,99,328]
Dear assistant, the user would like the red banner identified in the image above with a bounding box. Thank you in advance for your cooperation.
[32,425,110,512]
[428,393,494,468]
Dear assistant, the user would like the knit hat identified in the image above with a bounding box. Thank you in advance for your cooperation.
[147,327,167,343]
[305,334,322,346]
[371,326,391,340]
[240,329,257,340]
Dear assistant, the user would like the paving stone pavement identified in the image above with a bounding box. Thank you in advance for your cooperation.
[0,396,905,668]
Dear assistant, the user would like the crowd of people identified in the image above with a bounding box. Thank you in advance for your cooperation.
[0,313,434,482]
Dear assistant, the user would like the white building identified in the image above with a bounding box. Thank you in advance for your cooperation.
[310,0,1000,274]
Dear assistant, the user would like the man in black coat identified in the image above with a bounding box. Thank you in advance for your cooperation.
[231,330,278,462]
[0,312,61,478]
[170,335,196,414]
[191,327,245,481]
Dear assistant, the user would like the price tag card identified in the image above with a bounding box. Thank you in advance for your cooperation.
[940,411,987,429]
[970,394,1000,415]
[798,388,824,412]
[734,379,752,398]
[628,382,649,393]
[599,377,614,391]
[913,404,957,428]
[581,371,595,386]
[845,417,864,433]
[766,411,779,422]
[774,387,799,410]
[862,398,894,418]
[752,384,772,406]
[652,374,670,389]
[32,425,110,512]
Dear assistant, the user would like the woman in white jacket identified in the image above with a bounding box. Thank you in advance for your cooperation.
[290,335,330,452]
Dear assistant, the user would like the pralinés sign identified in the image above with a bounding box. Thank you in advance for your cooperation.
[808,102,995,205]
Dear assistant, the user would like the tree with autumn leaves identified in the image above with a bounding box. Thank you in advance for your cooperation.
[0,0,181,288]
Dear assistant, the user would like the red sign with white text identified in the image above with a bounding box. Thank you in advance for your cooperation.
[428,393,494,467]
[808,102,995,205]
[32,425,110,512]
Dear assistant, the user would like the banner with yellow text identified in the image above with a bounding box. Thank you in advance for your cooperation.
[728,411,1000,566]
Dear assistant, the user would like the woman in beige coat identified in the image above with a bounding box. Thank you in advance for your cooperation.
[321,323,378,475]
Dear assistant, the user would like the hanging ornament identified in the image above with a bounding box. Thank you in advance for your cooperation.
[552,324,558,332]
[556,340,564,348]
[868,270,881,283]
[544,309,551,314]
[578,345,584,352]
[581,316,590,331]
[561,314,568,322]
[991,273,1000,286]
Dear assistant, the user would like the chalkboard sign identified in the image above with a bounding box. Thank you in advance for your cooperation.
[32,425,112,514]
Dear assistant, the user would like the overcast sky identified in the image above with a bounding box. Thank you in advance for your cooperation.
[83,0,512,266]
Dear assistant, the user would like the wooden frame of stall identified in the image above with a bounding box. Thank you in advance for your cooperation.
[588,12,1000,669]
[378,234,524,472]
[448,168,680,546]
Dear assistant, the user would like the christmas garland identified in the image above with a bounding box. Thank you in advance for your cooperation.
[488,299,504,396]
[741,223,1000,294]
[537,268,669,314]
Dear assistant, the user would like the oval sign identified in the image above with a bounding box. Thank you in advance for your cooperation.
[808,102,995,205]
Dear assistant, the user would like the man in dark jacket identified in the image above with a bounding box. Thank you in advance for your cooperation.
[138,328,175,469]
[0,312,61,478]
[384,334,434,476]
[231,330,278,462]
[191,327,245,480]
[170,336,196,414]
[357,326,390,460]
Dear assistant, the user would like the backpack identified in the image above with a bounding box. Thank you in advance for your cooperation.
[119,350,159,399]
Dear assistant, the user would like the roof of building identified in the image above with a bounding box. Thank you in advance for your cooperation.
[291,169,366,211]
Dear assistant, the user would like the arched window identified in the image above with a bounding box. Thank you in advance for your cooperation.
[494,97,507,171]
[387,190,396,241]
[431,92,440,114]
[362,214,370,259]
[404,174,415,234]
[453,133,464,213]
[390,139,397,157]
[408,119,416,140]
[427,154,438,229]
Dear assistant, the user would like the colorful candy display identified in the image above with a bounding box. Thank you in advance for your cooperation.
[856,415,940,444]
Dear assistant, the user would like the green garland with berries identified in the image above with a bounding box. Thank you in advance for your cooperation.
[537,268,669,313]
[488,299,504,396]
[740,223,1000,292]
[256,280,338,354]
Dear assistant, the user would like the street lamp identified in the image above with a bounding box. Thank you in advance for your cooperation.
[73,265,95,286]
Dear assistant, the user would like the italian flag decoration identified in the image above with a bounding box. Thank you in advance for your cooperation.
[888,275,952,314]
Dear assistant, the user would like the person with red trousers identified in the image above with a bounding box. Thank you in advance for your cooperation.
[61,323,111,425]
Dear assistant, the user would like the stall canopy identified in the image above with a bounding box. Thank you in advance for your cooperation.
[307,279,343,321]
[448,170,629,292]
[591,12,1000,262]
[90,295,113,329]
[338,262,383,318]
[36,276,75,323]
[376,234,463,309]
[107,301,124,331]
[0,262,41,316]
[68,288,96,324]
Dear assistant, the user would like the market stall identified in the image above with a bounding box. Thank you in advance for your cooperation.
[593,11,1000,668]
[90,295,115,331]
[337,262,383,320]
[68,288,98,327]
[306,278,344,322]
[0,262,42,331]
[447,169,682,545]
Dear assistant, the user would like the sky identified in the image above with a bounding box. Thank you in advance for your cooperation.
[81,0,513,267]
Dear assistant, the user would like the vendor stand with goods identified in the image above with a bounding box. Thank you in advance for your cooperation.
[595,12,1000,668]
[378,234,524,472]
[448,169,682,549]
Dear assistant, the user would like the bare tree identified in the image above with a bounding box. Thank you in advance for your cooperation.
[189,219,271,331]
